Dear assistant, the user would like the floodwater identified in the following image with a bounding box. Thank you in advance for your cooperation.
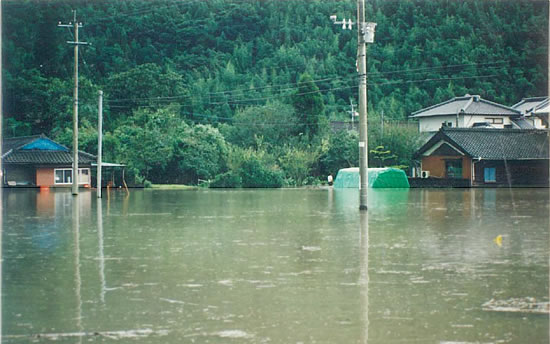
[2,188,549,343]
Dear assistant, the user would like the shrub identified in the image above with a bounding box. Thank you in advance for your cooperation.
[240,158,284,188]
[210,171,242,188]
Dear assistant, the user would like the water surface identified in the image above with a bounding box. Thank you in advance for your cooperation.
[2,188,548,343]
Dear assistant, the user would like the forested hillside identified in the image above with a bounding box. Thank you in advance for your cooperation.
[3,0,548,185]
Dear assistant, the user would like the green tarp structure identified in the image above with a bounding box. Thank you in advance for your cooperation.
[333,167,410,188]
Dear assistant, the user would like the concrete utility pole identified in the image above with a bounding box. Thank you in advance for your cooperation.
[0,0,4,338]
[58,10,88,195]
[97,90,103,198]
[331,0,376,210]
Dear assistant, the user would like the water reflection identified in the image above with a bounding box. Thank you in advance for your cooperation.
[72,193,83,343]
[98,197,106,304]
[359,210,369,344]
[2,188,548,343]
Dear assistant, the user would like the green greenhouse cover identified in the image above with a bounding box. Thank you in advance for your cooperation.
[333,167,410,188]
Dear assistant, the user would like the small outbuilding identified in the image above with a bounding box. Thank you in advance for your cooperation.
[414,127,549,187]
[2,135,96,187]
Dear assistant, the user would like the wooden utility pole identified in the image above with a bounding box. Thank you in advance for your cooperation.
[97,90,103,198]
[58,10,88,195]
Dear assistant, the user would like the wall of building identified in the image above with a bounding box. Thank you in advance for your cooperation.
[418,114,513,132]
[36,167,55,186]
[462,115,512,128]
[474,160,549,186]
[421,156,472,180]
[4,166,35,185]
[418,115,457,132]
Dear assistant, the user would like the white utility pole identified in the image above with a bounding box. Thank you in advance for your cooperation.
[349,99,358,127]
[97,90,103,198]
[58,10,88,195]
[331,0,376,210]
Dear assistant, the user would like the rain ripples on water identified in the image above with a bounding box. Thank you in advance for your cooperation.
[2,188,548,343]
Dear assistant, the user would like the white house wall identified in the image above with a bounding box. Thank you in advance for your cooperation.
[462,114,512,128]
[419,115,458,132]
[418,114,513,132]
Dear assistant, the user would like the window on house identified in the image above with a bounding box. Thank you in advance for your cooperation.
[54,168,90,184]
[445,160,462,179]
[79,169,90,184]
[484,167,496,183]
[55,169,72,184]
[485,117,504,124]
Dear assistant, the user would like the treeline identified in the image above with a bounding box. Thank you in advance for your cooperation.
[3,0,548,186]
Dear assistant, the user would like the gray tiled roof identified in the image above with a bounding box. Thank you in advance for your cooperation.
[3,135,95,165]
[3,135,46,153]
[512,97,548,114]
[416,128,548,160]
[511,118,535,129]
[411,95,520,118]
[4,150,95,165]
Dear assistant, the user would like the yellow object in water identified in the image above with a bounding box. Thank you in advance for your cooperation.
[494,235,503,247]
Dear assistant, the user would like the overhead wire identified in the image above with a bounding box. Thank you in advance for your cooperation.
[104,71,508,110]
[104,61,509,105]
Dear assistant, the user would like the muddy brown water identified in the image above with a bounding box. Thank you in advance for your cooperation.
[2,188,549,343]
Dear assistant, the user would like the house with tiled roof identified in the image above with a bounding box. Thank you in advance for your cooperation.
[2,135,95,187]
[414,127,549,186]
[410,94,523,132]
[512,96,549,129]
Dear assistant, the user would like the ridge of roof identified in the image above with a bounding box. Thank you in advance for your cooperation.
[512,96,549,113]
[2,135,97,163]
[440,127,545,133]
[411,94,519,118]
[512,96,547,106]
[471,97,520,114]
[411,95,471,116]
[3,135,43,153]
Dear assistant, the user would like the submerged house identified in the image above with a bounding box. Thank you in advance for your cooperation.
[414,128,549,187]
[2,135,95,187]
[410,94,524,132]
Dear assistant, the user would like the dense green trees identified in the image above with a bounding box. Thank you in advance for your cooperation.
[3,0,547,186]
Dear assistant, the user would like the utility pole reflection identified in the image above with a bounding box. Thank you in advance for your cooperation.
[97,199,106,304]
[359,211,369,343]
[72,195,83,343]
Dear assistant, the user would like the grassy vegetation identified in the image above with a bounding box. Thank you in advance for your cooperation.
[149,184,198,190]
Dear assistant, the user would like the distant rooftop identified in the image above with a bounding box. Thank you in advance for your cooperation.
[512,96,548,114]
[411,94,520,118]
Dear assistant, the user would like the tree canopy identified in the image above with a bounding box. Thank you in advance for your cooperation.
[3,0,548,186]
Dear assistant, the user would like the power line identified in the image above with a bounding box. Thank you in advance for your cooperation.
[105,61,509,104]
[104,72,507,110]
